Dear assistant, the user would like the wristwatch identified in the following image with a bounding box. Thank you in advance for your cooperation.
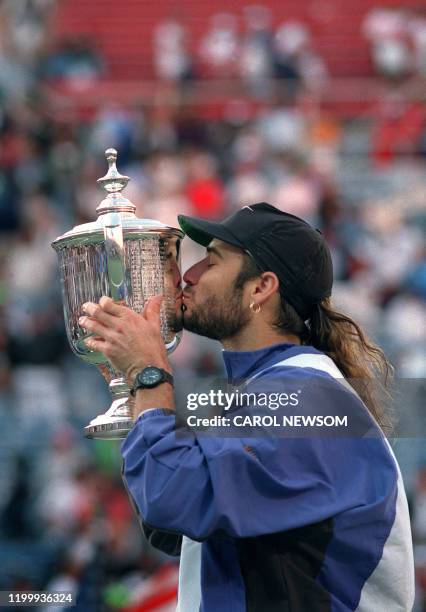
[130,366,174,397]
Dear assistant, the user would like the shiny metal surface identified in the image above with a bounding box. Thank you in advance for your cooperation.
[52,149,183,439]
[56,234,182,363]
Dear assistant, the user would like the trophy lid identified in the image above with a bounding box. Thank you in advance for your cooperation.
[52,148,183,250]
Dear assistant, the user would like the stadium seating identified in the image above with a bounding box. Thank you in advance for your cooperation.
[53,0,417,79]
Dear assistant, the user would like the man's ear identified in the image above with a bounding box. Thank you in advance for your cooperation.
[252,271,280,304]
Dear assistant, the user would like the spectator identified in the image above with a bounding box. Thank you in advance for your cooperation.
[371,93,425,166]
[199,13,239,78]
[362,7,412,79]
[273,20,327,95]
[239,5,274,96]
[153,20,193,83]
[1,0,56,61]
[39,36,105,86]
[185,149,225,219]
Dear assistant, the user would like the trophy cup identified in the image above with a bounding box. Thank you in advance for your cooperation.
[52,149,183,439]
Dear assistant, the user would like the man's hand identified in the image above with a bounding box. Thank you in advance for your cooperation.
[78,295,171,387]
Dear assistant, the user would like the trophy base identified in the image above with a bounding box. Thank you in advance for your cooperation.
[84,418,134,439]
[84,397,134,440]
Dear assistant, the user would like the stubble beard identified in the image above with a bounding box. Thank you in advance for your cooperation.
[183,288,250,341]
[170,309,184,333]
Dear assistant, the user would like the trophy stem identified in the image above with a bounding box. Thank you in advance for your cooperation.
[84,375,134,439]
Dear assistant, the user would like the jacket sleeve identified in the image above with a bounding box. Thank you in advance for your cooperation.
[121,380,397,542]
[120,437,182,557]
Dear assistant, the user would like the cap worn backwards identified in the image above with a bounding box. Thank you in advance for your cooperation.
[178,202,333,321]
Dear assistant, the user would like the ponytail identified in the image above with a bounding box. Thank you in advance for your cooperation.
[305,298,395,434]
[273,296,395,434]
[237,253,395,434]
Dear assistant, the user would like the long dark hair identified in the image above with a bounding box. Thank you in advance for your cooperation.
[236,255,395,434]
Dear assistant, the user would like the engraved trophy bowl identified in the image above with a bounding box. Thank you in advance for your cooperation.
[52,148,184,439]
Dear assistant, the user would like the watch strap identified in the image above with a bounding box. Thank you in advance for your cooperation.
[130,367,174,397]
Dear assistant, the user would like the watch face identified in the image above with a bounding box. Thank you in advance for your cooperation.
[140,366,163,388]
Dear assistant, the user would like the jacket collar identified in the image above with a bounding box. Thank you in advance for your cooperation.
[222,342,300,382]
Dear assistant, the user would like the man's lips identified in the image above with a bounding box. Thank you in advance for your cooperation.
[182,292,193,311]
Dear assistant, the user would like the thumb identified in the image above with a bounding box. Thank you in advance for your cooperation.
[143,294,164,323]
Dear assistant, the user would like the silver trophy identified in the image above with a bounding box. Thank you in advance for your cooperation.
[52,149,183,439]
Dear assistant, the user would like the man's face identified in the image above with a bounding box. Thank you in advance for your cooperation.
[182,239,252,341]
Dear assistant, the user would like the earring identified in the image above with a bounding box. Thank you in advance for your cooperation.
[249,301,261,314]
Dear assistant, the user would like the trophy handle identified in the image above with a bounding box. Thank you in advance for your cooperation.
[98,147,131,302]
[82,213,134,438]
[103,211,128,302]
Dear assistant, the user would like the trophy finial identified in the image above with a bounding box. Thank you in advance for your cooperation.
[105,148,118,163]
[97,148,130,194]
[95,148,136,216]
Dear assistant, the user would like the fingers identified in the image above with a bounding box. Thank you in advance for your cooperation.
[80,295,163,358]
[143,295,163,325]
[99,296,126,315]
[79,315,109,339]
[83,296,162,323]
[82,297,126,316]
[81,301,117,326]
[81,298,129,337]
[85,336,106,352]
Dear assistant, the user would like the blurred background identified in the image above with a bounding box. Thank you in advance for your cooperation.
[0,0,425,610]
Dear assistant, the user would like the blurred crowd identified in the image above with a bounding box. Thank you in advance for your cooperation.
[0,1,425,611]
[152,5,426,89]
[153,8,328,97]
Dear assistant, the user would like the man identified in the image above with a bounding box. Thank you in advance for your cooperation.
[79,202,414,611]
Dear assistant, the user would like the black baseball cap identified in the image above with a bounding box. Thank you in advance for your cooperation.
[178,202,333,321]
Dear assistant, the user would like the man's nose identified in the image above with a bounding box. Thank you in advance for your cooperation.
[183,258,208,286]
